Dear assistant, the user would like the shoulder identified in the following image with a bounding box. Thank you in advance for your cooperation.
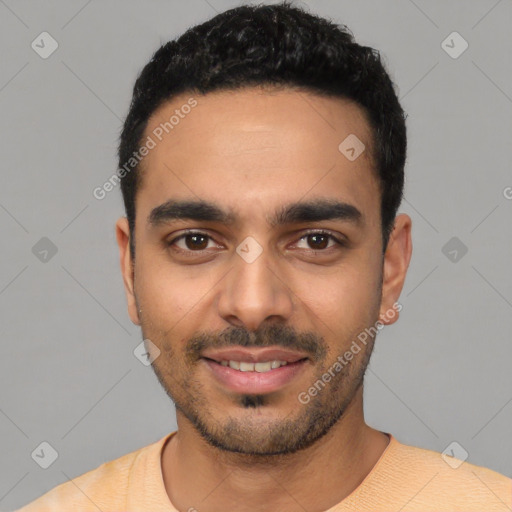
[16,440,154,511]
[386,437,512,510]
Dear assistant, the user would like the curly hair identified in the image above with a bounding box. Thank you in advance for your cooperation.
[118,1,407,259]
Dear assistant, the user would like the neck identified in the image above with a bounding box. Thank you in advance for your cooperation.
[161,387,390,512]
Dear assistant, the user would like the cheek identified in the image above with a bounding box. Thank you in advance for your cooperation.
[316,260,379,305]
[294,255,382,337]
[135,253,189,325]
[135,250,222,336]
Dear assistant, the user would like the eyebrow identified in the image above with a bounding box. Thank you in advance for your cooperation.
[148,198,363,229]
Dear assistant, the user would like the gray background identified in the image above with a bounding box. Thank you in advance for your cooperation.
[1,0,511,509]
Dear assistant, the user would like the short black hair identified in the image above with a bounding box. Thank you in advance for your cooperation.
[118,1,407,260]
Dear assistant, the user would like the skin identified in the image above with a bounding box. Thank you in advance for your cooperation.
[116,86,412,512]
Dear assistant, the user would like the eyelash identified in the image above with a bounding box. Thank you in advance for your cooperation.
[166,229,347,256]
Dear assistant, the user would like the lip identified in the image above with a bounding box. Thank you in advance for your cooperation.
[201,346,310,364]
[202,357,309,394]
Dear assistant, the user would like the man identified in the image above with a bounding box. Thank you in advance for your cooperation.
[18,2,511,511]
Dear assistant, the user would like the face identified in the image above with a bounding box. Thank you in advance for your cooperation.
[116,87,411,457]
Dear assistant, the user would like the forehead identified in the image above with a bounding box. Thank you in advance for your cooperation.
[138,87,380,227]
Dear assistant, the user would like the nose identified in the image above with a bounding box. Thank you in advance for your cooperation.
[217,243,294,331]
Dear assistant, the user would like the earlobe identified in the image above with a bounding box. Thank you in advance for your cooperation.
[115,217,141,326]
[378,214,412,326]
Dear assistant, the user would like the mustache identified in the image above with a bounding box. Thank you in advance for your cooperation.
[185,324,327,363]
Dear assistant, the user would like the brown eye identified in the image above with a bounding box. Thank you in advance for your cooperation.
[306,233,330,250]
[295,231,343,251]
[167,231,215,253]
[182,233,209,250]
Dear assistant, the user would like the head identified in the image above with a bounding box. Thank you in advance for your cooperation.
[116,1,412,458]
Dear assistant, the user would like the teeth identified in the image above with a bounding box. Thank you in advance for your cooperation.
[239,361,254,372]
[228,360,240,370]
[221,360,289,372]
[254,362,272,372]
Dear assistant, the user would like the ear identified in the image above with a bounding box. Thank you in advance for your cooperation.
[378,213,412,325]
[115,217,141,326]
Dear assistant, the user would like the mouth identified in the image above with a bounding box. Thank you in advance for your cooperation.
[201,356,309,394]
